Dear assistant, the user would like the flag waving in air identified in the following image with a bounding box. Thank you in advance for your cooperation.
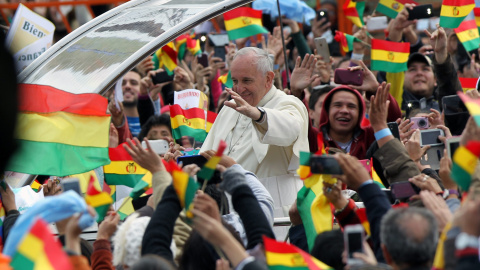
[376,0,418,19]
[440,0,475,29]
[343,0,365,28]
[85,176,113,223]
[224,7,268,40]
[104,143,149,188]
[454,20,480,52]
[371,39,410,73]
[334,31,361,54]
[197,140,227,181]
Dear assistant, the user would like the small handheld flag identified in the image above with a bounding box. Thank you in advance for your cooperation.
[197,140,227,181]
[371,39,410,73]
[343,0,365,28]
[224,7,268,40]
[459,77,478,92]
[440,0,475,29]
[458,91,480,126]
[376,0,419,19]
[85,176,113,223]
[454,20,480,52]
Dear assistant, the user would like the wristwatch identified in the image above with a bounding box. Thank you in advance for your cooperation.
[256,107,266,122]
[455,233,479,250]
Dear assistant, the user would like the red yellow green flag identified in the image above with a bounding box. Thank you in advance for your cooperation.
[454,20,480,52]
[86,176,113,223]
[343,0,365,28]
[376,0,418,19]
[170,104,217,143]
[197,140,227,181]
[224,7,268,40]
[176,34,202,60]
[118,197,134,220]
[371,39,410,73]
[5,84,110,176]
[451,140,480,191]
[104,143,149,188]
[355,208,371,236]
[459,77,478,92]
[369,158,386,188]
[334,31,361,54]
[440,0,475,29]
[474,8,480,32]
[458,91,480,125]
[218,71,233,88]
[30,180,42,192]
[10,218,72,270]
[152,42,178,75]
[169,160,199,218]
[129,172,153,200]
[263,236,333,270]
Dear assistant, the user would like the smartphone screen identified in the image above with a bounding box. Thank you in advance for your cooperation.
[449,141,460,159]
[214,46,226,62]
[177,155,208,167]
[421,130,442,145]
[197,53,209,67]
[61,178,81,195]
[391,182,418,200]
[151,71,174,84]
[310,156,343,174]
[387,122,400,140]
[347,232,363,258]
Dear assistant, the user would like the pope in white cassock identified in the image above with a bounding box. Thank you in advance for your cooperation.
[200,47,309,232]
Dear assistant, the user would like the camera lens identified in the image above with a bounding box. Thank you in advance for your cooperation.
[419,119,426,128]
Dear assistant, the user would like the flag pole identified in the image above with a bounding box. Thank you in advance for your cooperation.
[276,0,290,88]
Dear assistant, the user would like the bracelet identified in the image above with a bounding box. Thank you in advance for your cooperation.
[374,128,392,141]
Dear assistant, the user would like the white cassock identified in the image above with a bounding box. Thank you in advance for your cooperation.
[200,85,309,237]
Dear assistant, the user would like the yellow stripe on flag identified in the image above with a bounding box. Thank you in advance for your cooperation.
[103,161,149,175]
[371,49,409,63]
[173,170,189,203]
[455,147,478,174]
[86,192,113,207]
[464,101,480,115]
[225,16,263,31]
[170,114,207,130]
[380,0,404,11]
[311,177,333,234]
[265,251,308,267]
[457,28,480,43]
[17,234,55,270]
[17,112,110,147]
[204,156,221,170]
[70,170,101,193]
[441,4,475,17]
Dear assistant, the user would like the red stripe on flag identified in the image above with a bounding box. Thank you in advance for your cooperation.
[372,39,410,53]
[87,176,101,196]
[162,45,178,64]
[170,104,206,119]
[207,110,217,124]
[223,7,262,21]
[30,219,72,269]
[103,181,111,194]
[18,84,108,115]
[344,7,359,17]
[109,143,136,161]
[475,7,480,16]
[455,20,477,33]
[466,141,480,156]
[263,236,297,253]
[459,77,478,89]
[442,0,474,6]
[398,0,419,4]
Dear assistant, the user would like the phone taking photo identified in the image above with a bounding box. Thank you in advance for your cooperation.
[334,68,364,86]
[314,37,330,61]
[344,224,365,265]
[420,129,444,146]
[408,4,434,20]
[197,53,209,68]
[151,71,174,85]
[61,178,81,196]
[316,9,329,26]
[310,155,343,175]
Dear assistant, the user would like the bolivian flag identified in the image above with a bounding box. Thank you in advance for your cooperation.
[152,42,178,75]
[6,84,110,177]
[440,0,475,29]
[218,71,233,88]
[170,104,217,143]
[30,179,42,192]
[371,39,410,73]
[458,91,480,125]
[263,236,333,270]
[10,218,72,270]
[197,140,227,181]
[343,0,365,28]
[117,197,135,220]
[176,34,201,61]
[459,77,478,92]
[104,143,149,188]
[129,172,153,200]
[455,20,480,52]
[169,160,198,218]
[376,0,418,19]
[451,140,480,191]
[334,31,360,54]
[85,176,113,223]
[224,7,268,41]
[474,8,480,32]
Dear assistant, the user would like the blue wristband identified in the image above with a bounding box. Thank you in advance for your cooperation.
[374,128,392,141]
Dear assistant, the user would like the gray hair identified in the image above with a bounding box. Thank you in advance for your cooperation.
[233,47,273,75]
[380,207,438,267]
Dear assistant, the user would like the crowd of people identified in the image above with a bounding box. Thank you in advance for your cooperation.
[2,0,480,270]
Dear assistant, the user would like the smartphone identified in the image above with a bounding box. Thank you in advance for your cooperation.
[334,68,364,86]
[142,139,169,155]
[391,181,419,200]
[410,117,430,130]
[446,137,461,159]
[408,4,434,20]
[151,71,174,85]
[387,122,401,140]
[310,155,343,174]
[214,46,226,62]
[61,178,81,195]
[421,145,444,171]
[314,37,330,61]
[344,224,365,265]
[442,95,469,136]
[177,155,208,168]
[208,34,229,47]
[197,53,209,68]
[316,9,329,25]
[366,16,388,31]
[420,129,444,146]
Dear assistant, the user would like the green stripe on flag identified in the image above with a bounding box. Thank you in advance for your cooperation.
[297,186,318,251]
[172,125,208,142]
[451,163,472,192]
[376,4,398,19]
[104,174,143,188]
[185,179,199,211]
[371,60,407,73]
[95,204,111,223]
[6,140,109,177]
[461,38,480,52]
[269,266,310,270]
[11,252,35,270]
[227,24,268,40]
[440,16,466,29]
[299,152,312,166]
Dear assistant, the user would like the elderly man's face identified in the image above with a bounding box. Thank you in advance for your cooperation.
[231,53,274,107]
